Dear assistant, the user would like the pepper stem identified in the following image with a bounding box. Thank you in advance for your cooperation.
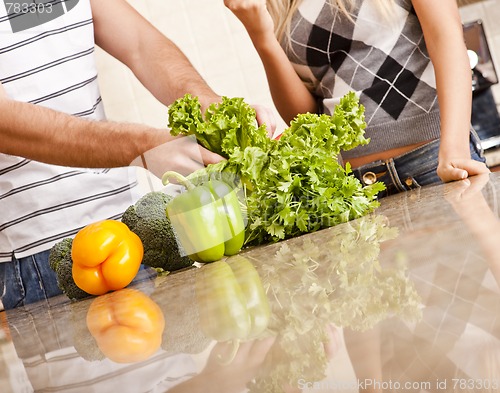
[216,339,241,366]
[161,171,196,190]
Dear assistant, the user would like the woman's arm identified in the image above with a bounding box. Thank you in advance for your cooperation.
[224,0,317,123]
[413,0,489,181]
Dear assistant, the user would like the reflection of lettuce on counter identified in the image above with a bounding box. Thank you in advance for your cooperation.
[262,215,421,333]
[248,215,422,393]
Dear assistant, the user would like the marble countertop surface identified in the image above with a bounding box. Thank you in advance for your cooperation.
[1,173,500,393]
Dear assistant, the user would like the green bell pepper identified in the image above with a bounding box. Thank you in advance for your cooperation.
[162,171,245,263]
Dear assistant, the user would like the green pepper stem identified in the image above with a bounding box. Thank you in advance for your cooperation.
[161,171,196,190]
[216,339,241,366]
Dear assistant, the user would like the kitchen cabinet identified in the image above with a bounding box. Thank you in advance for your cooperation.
[1,173,500,392]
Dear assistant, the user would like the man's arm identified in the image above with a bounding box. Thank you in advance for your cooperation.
[91,0,220,109]
[0,0,227,174]
[0,91,222,175]
[0,96,162,167]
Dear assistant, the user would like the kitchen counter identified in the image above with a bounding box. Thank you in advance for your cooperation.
[1,173,500,393]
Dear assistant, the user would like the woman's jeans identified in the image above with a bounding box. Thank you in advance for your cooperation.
[0,250,62,310]
[350,132,486,198]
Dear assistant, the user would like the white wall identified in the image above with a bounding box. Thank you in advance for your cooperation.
[95,0,283,130]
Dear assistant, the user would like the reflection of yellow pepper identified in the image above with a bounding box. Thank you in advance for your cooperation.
[71,220,143,295]
[86,288,165,363]
[196,256,270,343]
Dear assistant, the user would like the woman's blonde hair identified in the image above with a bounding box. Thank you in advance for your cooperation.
[267,0,397,42]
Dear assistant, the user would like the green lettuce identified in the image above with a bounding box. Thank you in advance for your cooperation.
[167,93,385,246]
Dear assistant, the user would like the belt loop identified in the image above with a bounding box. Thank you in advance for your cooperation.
[386,158,407,191]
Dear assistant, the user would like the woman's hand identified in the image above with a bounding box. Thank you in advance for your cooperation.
[415,0,490,184]
[253,103,278,137]
[224,0,275,42]
[437,157,490,183]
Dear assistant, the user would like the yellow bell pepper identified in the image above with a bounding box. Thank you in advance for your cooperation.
[86,288,165,363]
[71,220,143,295]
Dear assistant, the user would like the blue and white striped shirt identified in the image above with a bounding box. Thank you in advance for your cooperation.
[0,0,140,262]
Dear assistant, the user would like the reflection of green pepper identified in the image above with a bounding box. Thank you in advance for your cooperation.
[195,257,271,362]
[162,171,245,263]
[229,255,271,339]
[196,260,251,342]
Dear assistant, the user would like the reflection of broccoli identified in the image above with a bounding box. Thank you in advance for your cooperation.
[151,269,211,355]
[122,191,193,273]
[69,300,105,362]
[48,238,90,301]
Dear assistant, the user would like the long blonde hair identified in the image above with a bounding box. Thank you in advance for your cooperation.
[267,0,397,42]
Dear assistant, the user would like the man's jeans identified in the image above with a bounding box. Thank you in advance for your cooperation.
[0,250,63,310]
[0,250,154,311]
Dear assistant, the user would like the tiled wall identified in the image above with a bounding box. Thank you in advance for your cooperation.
[96,0,500,131]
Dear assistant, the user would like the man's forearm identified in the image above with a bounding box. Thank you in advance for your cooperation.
[0,99,169,168]
[131,40,220,110]
[92,0,220,110]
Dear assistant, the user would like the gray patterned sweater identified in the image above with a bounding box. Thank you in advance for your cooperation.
[284,0,442,158]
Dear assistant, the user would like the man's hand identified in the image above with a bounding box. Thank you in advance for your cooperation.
[130,134,224,178]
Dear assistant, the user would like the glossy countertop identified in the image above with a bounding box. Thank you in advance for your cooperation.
[1,173,500,393]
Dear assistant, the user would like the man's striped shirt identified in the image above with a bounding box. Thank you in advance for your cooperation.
[0,0,140,262]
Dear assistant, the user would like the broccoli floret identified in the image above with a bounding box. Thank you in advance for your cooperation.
[48,238,90,301]
[122,191,193,272]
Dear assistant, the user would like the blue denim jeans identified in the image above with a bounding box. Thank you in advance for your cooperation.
[0,250,62,310]
[350,133,486,198]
